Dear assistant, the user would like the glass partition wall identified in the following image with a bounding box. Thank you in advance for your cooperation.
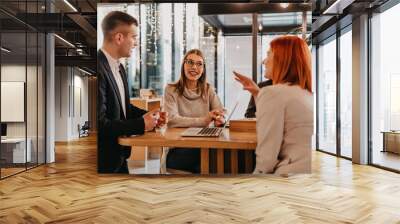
[339,27,352,159]
[370,2,400,171]
[315,25,352,159]
[0,1,46,179]
[98,3,218,98]
[314,0,400,172]
[317,35,337,155]
[97,3,311,116]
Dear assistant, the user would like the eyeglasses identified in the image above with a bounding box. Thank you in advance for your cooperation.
[184,59,204,68]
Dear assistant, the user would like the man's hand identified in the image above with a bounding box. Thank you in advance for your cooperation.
[156,111,168,128]
[143,108,159,131]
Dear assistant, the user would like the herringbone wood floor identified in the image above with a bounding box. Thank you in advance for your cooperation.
[1,135,400,224]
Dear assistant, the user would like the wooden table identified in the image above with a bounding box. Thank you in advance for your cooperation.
[130,97,161,111]
[119,128,257,174]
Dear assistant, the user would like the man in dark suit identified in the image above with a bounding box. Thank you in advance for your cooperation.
[244,79,273,118]
[97,11,166,173]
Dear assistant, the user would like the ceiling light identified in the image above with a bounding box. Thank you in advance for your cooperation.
[258,24,263,31]
[280,3,290,8]
[54,34,75,48]
[78,67,92,76]
[63,0,78,12]
[323,0,341,14]
[323,0,354,14]
[1,47,11,53]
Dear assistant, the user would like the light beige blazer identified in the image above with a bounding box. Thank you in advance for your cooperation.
[254,83,314,175]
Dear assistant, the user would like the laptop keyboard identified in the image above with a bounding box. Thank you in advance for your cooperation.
[198,127,222,136]
[181,127,223,137]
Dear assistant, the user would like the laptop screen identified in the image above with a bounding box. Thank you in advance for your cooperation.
[223,101,239,128]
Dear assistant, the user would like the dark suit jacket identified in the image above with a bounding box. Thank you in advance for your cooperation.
[244,79,273,118]
[97,49,147,173]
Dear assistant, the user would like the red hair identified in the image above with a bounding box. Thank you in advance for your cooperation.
[269,35,312,92]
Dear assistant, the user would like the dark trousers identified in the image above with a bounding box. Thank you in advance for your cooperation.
[166,148,200,173]
[238,150,256,173]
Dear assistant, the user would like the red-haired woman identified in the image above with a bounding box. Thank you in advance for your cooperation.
[234,35,313,175]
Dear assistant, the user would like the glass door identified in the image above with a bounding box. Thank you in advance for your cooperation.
[317,36,337,155]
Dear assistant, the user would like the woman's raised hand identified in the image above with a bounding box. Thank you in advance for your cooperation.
[233,71,260,98]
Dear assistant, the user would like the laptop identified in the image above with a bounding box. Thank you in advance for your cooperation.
[181,102,239,137]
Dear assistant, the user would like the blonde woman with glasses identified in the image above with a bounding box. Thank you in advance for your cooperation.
[162,49,224,173]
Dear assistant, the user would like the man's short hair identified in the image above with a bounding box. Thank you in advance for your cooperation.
[102,11,138,40]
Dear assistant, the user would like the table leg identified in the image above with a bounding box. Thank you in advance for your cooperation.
[159,147,168,174]
[230,149,238,174]
[130,146,147,161]
[201,148,209,175]
[244,151,254,173]
[127,146,148,174]
[217,149,224,175]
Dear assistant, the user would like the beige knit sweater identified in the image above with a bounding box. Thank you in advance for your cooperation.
[163,84,223,128]
[254,83,313,175]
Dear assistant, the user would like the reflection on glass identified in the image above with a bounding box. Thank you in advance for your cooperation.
[98,3,217,97]
[127,4,141,97]
[340,29,352,158]
[172,3,184,83]
[97,4,126,51]
[199,20,216,88]
[260,35,280,82]
[371,3,400,171]
[224,36,252,119]
[1,32,27,177]
[318,37,337,154]
[259,12,311,27]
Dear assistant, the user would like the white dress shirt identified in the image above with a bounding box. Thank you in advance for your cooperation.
[254,83,314,175]
[102,48,126,117]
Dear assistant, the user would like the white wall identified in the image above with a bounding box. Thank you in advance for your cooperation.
[1,65,26,142]
[1,64,46,164]
[55,67,69,141]
[72,73,89,138]
[1,65,38,138]
[54,67,89,141]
